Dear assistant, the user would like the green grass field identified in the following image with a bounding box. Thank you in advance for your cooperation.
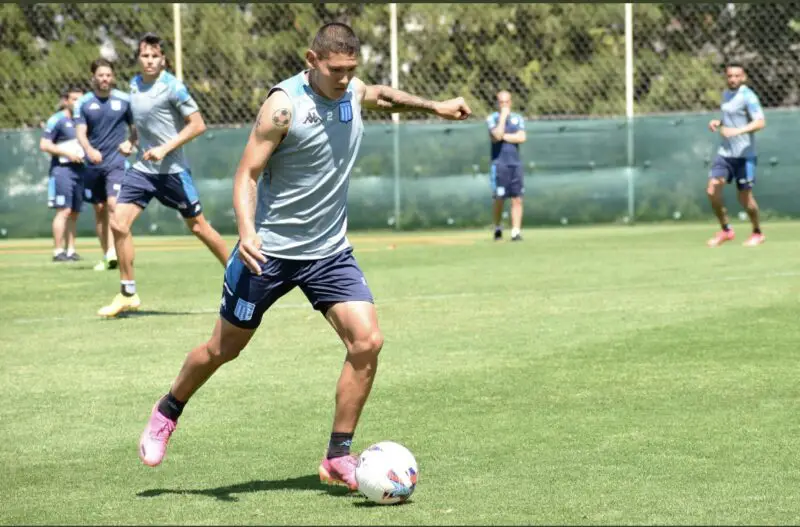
[2,222,800,525]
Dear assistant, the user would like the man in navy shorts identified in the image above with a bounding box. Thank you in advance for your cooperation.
[75,58,137,271]
[706,63,767,247]
[40,86,86,262]
[97,33,228,317]
[487,90,527,241]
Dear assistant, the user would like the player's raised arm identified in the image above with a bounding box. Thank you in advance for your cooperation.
[351,78,471,121]
[232,89,292,274]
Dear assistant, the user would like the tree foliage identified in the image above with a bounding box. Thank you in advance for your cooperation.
[1,3,799,128]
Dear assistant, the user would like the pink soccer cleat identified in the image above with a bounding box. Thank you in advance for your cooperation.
[319,454,359,491]
[743,232,765,247]
[707,228,735,247]
[139,404,177,467]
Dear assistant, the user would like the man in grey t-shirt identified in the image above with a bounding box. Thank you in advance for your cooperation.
[98,33,228,318]
[706,63,767,248]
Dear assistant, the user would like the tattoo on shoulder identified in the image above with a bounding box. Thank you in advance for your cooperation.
[272,108,291,128]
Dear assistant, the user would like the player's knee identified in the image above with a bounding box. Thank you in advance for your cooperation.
[347,330,384,363]
[204,338,242,365]
[186,218,205,237]
[110,216,130,237]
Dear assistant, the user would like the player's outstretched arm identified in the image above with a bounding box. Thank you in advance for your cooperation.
[352,78,471,121]
[232,90,292,274]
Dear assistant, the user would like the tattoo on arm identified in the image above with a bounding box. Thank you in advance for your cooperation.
[376,87,436,113]
[272,108,291,128]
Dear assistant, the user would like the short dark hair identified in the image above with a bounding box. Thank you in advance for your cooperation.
[137,32,166,57]
[91,58,114,74]
[311,23,360,59]
[60,85,83,99]
[725,62,746,72]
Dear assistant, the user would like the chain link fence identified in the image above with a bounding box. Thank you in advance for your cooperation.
[2,3,799,128]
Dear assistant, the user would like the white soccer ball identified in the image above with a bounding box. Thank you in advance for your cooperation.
[355,441,418,505]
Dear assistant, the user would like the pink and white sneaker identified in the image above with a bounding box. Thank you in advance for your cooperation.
[319,454,359,491]
[743,232,765,247]
[707,228,735,247]
[139,404,177,467]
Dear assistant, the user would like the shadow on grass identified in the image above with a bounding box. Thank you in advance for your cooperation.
[137,474,360,503]
[102,309,212,319]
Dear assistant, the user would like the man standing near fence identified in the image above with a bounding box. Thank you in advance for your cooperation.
[97,33,228,317]
[136,22,471,491]
[706,63,766,247]
[75,58,137,271]
[487,90,527,242]
[40,86,86,262]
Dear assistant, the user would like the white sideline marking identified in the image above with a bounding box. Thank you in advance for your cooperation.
[10,270,800,325]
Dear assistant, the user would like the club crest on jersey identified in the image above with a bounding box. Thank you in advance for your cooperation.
[111,100,122,111]
[339,101,353,123]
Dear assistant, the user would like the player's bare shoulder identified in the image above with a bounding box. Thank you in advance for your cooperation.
[254,89,293,138]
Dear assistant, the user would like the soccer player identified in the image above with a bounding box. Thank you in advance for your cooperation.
[97,33,228,317]
[706,63,766,247]
[137,23,471,491]
[486,90,527,241]
[74,58,137,271]
[40,86,85,262]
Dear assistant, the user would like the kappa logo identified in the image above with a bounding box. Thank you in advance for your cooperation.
[89,102,100,110]
[303,110,322,125]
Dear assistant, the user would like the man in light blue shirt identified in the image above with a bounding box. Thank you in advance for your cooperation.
[706,63,766,247]
[98,33,228,317]
[137,23,471,493]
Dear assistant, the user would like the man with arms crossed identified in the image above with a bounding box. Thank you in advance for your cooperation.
[98,33,228,317]
[74,58,136,271]
[706,63,766,247]
[487,90,527,241]
[138,23,471,491]
[40,86,85,262]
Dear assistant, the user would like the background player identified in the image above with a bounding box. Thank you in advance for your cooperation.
[98,33,228,317]
[137,23,471,491]
[75,58,137,271]
[487,90,527,242]
[706,63,766,247]
[40,86,85,262]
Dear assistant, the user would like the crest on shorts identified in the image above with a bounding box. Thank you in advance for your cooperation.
[234,298,255,321]
[339,101,353,123]
[111,100,122,111]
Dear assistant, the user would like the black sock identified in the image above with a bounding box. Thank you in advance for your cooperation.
[753,228,762,234]
[722,224,731,232]
[157,392,186,421]
[326,432,354,459]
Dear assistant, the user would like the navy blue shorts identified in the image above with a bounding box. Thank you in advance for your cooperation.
[48,166,84,211]
[219,245,375,330]
[709,155,757,191]
[490,163,524,198]
[83,165,125,204]
[117,167,202,218]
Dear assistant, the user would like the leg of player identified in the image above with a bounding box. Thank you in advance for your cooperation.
[183,213,229,267]
[318,301,384,491]
[98,203,144,317]
[510,196,523,241]
[92,202,109,270]
[738,189,764,246]
[139,318,255,467]
[492,198,504,241]
[51,208,71,262]
[66,209,81,261]
[706,177,734,247]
